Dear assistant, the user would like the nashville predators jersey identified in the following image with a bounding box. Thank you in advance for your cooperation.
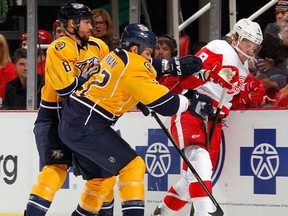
[66,48,171,123]
[36,35,109,122]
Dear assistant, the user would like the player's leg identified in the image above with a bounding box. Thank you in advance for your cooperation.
[152,160,191,215]
[25,122,72,216]
[98,190,114,216]
[59,118,143,216]
[188,146,214,216]
[71,176,116,215]
[118,155,146,216]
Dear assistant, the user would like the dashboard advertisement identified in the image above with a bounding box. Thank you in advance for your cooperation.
[0,110,287,215]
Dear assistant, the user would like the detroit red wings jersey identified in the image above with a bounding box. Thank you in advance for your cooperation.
[182,40,250,115]
[36,35,109,122]
[69,48,170,122]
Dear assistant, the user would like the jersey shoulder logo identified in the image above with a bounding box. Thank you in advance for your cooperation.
[144,61,153,73]
[55,41,66,51]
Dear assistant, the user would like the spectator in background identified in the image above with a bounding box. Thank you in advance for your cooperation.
[155,34,183,94]
[19,30,53,76]
[253,1,288,84]
[52,19,65,40]
[91,8,120,51]
[1,48,43,110]
[0,34,18,107]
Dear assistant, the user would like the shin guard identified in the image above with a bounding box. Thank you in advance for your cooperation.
[79,176,116,213]
[119,156,146,216]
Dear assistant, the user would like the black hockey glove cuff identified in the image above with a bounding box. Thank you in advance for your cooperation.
[169,55,203,77]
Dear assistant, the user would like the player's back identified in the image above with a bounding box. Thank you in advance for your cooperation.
[63,48,169,124]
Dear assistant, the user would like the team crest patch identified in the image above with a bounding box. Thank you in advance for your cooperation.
[51,150,64,159]
[144,61,153,73]
[55,41,66,51]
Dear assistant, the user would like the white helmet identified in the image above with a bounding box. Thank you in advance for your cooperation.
[233,19,263,45]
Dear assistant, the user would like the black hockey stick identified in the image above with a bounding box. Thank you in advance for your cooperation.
[151,111,224,216]
[209,88,227,141]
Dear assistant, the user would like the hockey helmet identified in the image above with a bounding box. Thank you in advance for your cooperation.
[20,32,28,42]
[120,23,157,53]
[58,2,92,28]
[53,19,61,32]
[38,30,53,44]
[233,19,263,45]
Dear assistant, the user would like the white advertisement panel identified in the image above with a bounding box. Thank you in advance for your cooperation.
[0,110,288,215]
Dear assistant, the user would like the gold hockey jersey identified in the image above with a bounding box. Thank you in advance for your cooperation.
[36,35,109,122]
[66,48,171,123]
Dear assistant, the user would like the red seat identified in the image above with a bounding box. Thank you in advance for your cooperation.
[179,35,191,57]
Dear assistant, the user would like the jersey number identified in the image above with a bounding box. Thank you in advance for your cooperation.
[62,60,72,72]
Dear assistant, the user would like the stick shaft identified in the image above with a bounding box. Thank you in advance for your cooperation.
[209,88,227,140]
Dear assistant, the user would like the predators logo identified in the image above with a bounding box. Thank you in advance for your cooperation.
[75,57,101,78]
[144,61,153,73]
[55,41,65,51]
[51,150,64,159]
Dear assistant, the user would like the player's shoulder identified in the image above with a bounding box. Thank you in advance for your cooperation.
[88,36,109,48]
[48,36,76,53]
[206,39,230,49]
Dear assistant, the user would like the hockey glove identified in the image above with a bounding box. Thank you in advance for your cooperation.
[169,55,202,77]
[208,62,239,90]
[240,80,265,105]
[183,89,195,100]
[188,91,214,120]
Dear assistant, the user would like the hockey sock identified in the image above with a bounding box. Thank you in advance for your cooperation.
[71,204,98,216]
[25,194,51,216]
[192,197,214,216]
[163,186,188,211]
[98,199,114,216]
[79,176,116,213]
[122,200,144,216]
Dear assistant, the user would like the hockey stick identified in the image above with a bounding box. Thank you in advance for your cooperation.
[151,111,224,216]
[209,88,227,141]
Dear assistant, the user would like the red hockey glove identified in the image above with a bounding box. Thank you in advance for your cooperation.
[240,80,265,105]
[208,62,239,90]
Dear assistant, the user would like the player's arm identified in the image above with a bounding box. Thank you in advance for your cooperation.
[151,55,202,80]
[127,78,213,120]
[45,44,87,98]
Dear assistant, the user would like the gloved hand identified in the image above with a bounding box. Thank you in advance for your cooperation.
[169,55,202,77]
[188,91,214,120]
[208,62,239,90]
[183,89,195,100]
[240,80,265,105]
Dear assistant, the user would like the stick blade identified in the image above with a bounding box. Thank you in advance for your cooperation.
[209,205,224,216]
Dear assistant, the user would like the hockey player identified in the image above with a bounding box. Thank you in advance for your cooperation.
[153,19,265,215]
[57,23,214,216]
[24,3,111,215]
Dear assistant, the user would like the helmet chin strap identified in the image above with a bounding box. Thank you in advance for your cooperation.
[66,26,87,46]
[232,42,254,60]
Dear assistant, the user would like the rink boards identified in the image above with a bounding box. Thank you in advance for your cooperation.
[0,110,288,216]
